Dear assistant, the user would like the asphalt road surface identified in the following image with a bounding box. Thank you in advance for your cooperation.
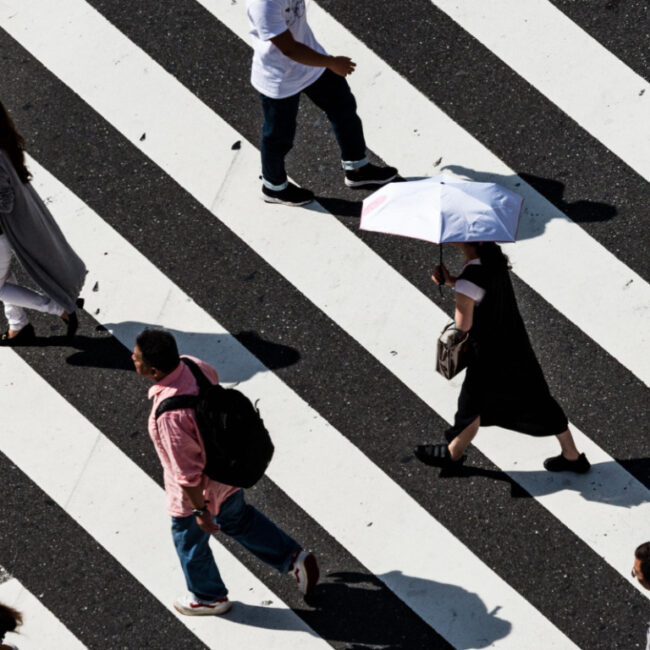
[0,1,648,649]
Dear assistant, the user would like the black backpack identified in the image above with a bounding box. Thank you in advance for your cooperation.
[155,358,274,488]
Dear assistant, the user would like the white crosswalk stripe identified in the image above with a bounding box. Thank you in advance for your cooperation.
[0,0,648,648]
[203,0,650,388]
[4,0,648,591]
[427,0,650,182]
[0,577,86,650]
[18,156,576,648]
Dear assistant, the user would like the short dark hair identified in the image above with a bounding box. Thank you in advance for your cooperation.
[635,542,650,580]
[136,328,180,373]
[0,602,22,635]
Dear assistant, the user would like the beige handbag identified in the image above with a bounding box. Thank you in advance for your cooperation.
[436,322,470,379]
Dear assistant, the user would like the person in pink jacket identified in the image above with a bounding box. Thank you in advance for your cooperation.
[133,328,318,615]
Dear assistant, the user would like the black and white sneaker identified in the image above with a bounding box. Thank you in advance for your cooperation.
[262,182,314,206]
[344,163,398,188]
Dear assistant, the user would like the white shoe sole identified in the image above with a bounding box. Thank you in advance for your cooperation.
[173,599,232,616]
[344,172,398,188]
[261,192,313,207]
[292,551,320,596]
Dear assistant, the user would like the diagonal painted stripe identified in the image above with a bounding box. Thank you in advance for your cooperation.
[0,351,329,650]
[23,155,579,649]
[424,0,650,181]
[545,0,650,80]
[202,0,650,388]
[3,0,648,603]
[0,578,87,650]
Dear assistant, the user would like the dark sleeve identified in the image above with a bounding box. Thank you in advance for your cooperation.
[458,264,487,289]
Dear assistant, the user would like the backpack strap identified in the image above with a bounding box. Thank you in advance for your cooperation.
[179,357,211,391]
[153,358,211,420]
[155,394,197,419]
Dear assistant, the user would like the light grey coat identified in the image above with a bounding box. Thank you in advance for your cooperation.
[0,150,86,313]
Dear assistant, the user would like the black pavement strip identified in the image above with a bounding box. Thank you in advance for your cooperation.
[0,451,207,650]
[85,0,650,284]
[12,318,449,650]
[548,0,650,81]
[2,7,647,474]
[2,32,650,649]
[315,0,650,280]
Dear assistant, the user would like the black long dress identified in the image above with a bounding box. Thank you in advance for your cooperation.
[446,261,568,440]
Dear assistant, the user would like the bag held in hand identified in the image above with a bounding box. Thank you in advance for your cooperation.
[436,322,470,380]
[155,357,274,488]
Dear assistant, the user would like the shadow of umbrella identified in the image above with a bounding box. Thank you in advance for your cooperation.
[441,165,616,240]
[328,570,511,650]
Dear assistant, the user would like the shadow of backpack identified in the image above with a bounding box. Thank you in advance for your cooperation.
[155,357,274,488]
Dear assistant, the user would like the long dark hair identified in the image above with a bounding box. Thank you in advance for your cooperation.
[477,242,510,271]
[0,101,31,183]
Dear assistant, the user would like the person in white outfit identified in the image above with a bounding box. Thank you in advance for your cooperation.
[0,101,86,345]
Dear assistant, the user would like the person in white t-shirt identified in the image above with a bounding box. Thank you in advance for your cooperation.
[247,0,398,206]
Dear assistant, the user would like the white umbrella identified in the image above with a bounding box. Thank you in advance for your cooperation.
[360,175,523,245]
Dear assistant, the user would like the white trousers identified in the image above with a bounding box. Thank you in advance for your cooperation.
[0,233,64,330]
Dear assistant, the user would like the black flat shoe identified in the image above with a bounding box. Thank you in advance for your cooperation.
[543,452,590,474]
[414,443,466,468]
[0,322,36,347]
[61,311,79,338]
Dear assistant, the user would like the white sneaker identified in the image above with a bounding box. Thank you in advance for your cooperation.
[291,550,319,596]
[173,593,232,616]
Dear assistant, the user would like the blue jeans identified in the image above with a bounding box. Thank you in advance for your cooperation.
[171,489,300,602]
[260,68,369,189]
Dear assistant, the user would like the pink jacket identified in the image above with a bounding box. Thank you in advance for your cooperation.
[147,356,239,517]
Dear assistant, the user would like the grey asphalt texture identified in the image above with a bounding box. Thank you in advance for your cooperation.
[0,2,649,649]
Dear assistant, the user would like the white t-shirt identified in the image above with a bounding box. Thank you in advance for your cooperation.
[246,0,327,99]
[455,258,486,304]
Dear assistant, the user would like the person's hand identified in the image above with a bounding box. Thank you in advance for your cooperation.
[328,56,356,77]
[432,264,454,286]
[195,512,220,534]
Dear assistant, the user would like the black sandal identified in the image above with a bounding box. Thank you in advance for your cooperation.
[61,311,79,338]
[414,443,465,468]
[61,298,84,339]
[0,322,36,347]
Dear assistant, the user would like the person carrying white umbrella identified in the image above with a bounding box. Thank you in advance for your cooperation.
[361,177,590,473]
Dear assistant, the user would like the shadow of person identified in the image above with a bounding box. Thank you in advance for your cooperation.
[210,600,322,637]
[299,570,511,649]
[507,460,650,507]
[617,457,650,485]
[429,458,649,507]
[100,321,301,384]
[24,333,136,371]
[294,570,454,649]
[311,176,409,220]
[439,165,617,240]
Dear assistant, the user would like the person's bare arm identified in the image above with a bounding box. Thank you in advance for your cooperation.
[270,29,356,76]
[181,484,220,534]
[454,292,475,332]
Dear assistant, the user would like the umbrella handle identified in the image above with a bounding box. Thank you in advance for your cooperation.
[438,244,443,296]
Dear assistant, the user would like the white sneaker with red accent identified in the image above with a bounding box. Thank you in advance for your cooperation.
[291,550,319,596]
[173,593,232,616]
